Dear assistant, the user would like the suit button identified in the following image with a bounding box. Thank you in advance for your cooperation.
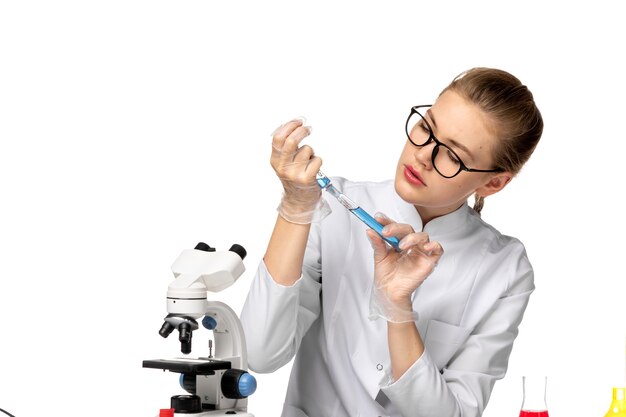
[376,363,383,371]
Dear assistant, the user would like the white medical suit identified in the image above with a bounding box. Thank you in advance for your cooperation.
[241,178,534,417]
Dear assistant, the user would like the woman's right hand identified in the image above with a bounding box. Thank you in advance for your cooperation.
[271,118,327,224]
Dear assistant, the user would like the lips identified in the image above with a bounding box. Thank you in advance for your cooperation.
[403,165,426,187]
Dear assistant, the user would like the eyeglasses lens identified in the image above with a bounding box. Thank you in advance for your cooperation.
[406,112,430,146]
[406,111,462,178]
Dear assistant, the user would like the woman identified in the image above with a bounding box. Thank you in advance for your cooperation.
[241,67,544,417]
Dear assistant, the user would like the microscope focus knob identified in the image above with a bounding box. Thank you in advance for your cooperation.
[171,394,202,413]
[202,315,218,330]
[221,369,257,399]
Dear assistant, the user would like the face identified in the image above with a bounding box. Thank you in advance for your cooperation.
[394,89,507,222]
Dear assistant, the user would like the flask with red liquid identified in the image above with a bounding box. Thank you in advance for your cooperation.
[157,408,175,417]
[519,376,549,417]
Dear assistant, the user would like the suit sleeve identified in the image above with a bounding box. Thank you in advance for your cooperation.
[381,239,535,417]
[240,222,323,374]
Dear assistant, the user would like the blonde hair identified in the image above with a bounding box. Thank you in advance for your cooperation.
[443,68,544,215]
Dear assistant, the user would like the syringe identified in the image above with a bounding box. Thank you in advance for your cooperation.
[316,171,401,251]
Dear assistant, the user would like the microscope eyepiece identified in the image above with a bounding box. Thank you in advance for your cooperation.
[194,242,215,252]
[229,244,247,260]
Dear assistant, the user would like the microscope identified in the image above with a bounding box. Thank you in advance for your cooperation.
[143,242,256,416]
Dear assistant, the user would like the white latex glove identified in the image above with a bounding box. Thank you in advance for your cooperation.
[367,213,444,323]
[270,118,330,224]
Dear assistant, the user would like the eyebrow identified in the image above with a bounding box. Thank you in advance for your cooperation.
[426,109,475,161]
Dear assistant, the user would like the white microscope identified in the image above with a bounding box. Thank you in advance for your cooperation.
[143,242,256,416]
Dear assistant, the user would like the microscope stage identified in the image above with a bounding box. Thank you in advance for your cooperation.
[143,358,231,375]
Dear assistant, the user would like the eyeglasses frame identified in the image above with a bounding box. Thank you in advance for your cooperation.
[405,105,504,179]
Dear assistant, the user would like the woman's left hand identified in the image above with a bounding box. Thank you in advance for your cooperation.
[367,213,444,315]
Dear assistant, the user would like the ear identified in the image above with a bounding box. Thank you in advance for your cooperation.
[475,172,513,198]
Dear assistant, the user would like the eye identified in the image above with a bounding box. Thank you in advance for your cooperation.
[417,119,429,132]
[446,149,461,164]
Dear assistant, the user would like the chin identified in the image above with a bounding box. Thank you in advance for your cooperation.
[394,176,423,205]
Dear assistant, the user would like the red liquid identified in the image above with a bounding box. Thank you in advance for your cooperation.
[519,411,549,417]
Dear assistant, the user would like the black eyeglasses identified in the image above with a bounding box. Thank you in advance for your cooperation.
[405,105,503,179]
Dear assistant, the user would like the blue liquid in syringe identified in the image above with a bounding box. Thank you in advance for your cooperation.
[350,207,401,251]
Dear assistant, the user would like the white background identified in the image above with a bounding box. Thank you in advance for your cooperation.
[1,1,624,416]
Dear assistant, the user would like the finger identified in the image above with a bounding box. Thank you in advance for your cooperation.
[285,124,312,147]
[402,240,444,268]
[271,119,305,152]
[270,118,300,137]
[374,213,413,236]
[272,117,306,137]
[280,126,312,163]
[374,212,396,226]
[373,213,416,243]
[285,148,319,183]
[424,240,444,258]
[292,145,315,164]
[275,150,320,184]
[381,222,415,240]
[366,229,389,262]
[303,155,323,177]
[271,119,304,149]
[398,232,430,251]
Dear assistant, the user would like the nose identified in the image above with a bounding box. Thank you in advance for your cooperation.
[413,139,435,169]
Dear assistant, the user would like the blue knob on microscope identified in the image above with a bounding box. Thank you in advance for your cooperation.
[221,369,257,398]
[202,315,217,330]
[238,372,257,397]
